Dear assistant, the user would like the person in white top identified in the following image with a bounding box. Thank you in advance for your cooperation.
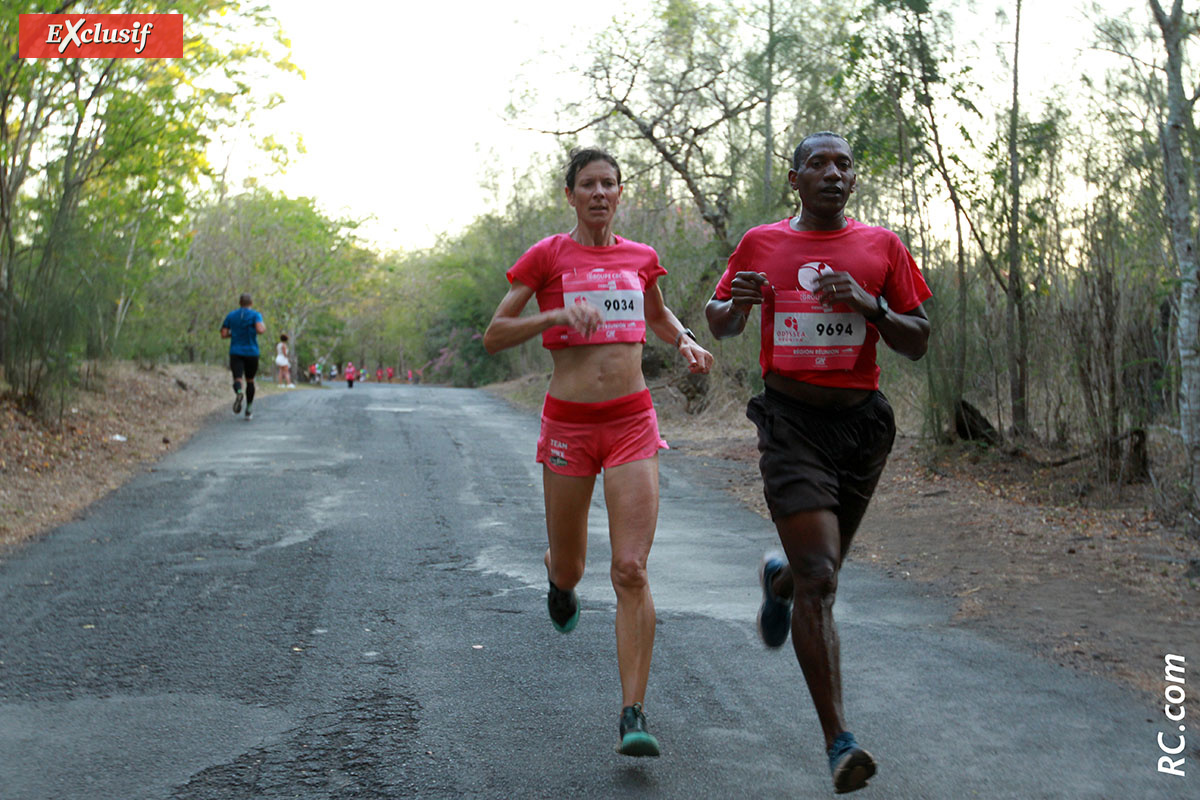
[275,334,294,387]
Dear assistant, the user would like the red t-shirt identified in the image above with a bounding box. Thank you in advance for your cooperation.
[714,218,932,390]
[506,234,668,350]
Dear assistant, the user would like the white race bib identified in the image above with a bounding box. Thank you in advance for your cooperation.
[766,290,865,370]
[561,268,645,345]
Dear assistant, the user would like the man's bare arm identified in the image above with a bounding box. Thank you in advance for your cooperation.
[874,304,930,361]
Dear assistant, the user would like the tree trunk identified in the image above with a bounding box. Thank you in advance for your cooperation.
[762,0,775,209]
[954,209,966,400]
[111,217,142,352]
[1150,0,1200,505]
[1006,0,1029,436]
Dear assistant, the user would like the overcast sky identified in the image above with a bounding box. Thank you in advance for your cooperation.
[216,0,1146,254]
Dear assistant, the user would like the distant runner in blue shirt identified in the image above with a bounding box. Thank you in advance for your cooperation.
[220,293,266,420]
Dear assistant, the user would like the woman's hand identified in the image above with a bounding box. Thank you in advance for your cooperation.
[679,338,714,374]
[558,299,604,340]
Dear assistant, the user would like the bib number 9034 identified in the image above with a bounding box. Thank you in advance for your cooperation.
[815,321,854,338]
[604,297,637,313]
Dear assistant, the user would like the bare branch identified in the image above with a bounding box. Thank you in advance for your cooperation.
[520,113,613,137]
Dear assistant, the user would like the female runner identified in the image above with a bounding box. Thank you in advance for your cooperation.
[484,147,713,756]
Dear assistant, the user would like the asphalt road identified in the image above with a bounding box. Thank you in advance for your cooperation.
[0,383,1194,799]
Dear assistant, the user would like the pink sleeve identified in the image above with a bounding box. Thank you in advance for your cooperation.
[640,247,668,289]
[506,238,551,290]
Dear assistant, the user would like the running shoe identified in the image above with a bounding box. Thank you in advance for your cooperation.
[828,732,876,794]
[232,392,243,414]
[757,551,792,648]
[547,580,579,633]
[617,703,661,757]
[244,405,253,421]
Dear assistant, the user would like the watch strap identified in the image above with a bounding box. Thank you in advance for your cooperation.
[865,296,887,323]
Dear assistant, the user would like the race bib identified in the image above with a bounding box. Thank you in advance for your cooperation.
[561,268,645,345]
[765,289,866,371]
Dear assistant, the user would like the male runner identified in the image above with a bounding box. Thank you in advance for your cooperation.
[220,293,266,420]
[705,132,931,794]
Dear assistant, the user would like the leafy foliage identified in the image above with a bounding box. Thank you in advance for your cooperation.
[0,0,297,410]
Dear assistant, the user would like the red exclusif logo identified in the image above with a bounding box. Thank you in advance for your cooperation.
[18,14,183,59]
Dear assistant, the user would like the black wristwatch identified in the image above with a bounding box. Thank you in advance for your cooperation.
[865,295,888,324]
[675,327,696,347]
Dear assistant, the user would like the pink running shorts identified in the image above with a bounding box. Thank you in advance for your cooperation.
[536,389,668,476]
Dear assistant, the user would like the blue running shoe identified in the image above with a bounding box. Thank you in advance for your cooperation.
[828,732,876,794]
[547,580,579,633]
[617,703,660,757]
[757,551,792,648]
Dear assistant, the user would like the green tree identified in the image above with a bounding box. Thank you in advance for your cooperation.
[0,0,296,408]
[527,1,763,271]
[839,0,985,438]
[151,189,366,364]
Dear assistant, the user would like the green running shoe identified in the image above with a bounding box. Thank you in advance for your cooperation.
[617,702,660,757]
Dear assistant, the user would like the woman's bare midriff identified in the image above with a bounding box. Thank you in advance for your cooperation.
[764,372,871,409]
[548,343,647,403]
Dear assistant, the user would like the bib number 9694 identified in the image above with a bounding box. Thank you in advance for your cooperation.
[815,321,854,338]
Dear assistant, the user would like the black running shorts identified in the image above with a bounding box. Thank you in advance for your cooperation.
[746,386,896,533]
[230,354,259,381]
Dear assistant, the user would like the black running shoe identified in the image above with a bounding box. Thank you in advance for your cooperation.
[547,580,579,633]
[757,551,792,648]
[232,392,243,414]
[828,732,876,794]
[617,703,660,757]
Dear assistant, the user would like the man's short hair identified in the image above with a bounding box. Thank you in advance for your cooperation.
[793,132,851,169]
[239,293,253,307]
